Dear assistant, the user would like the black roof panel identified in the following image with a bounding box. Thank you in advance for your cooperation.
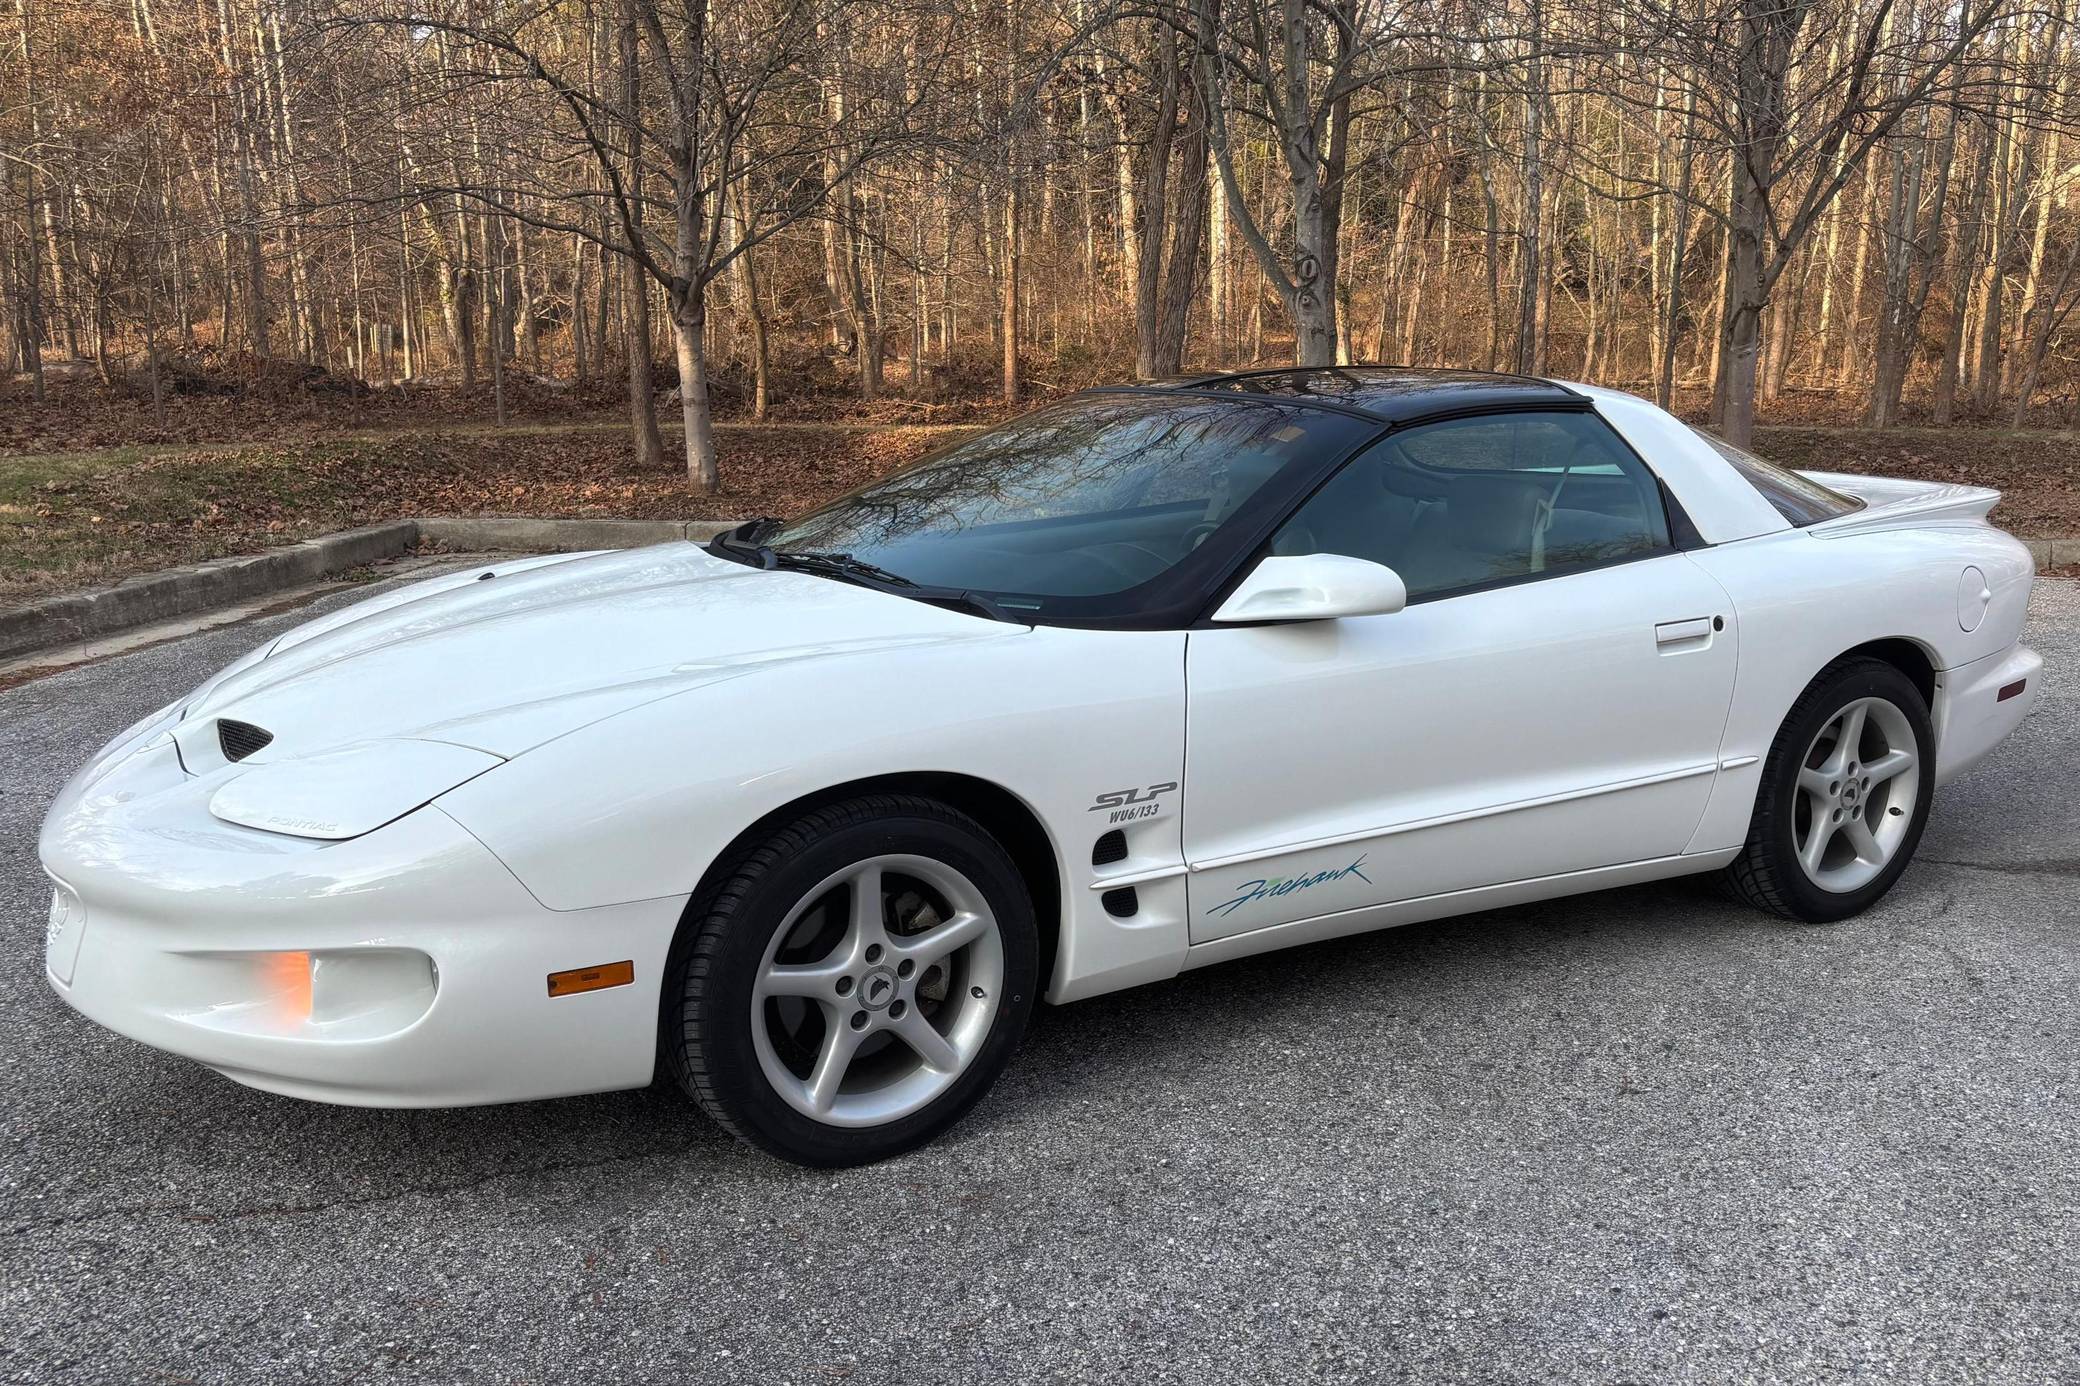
[1151,366,1585,423]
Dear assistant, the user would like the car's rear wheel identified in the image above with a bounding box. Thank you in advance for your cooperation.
[665,794,1037,1166]
[1722,656,1933,922]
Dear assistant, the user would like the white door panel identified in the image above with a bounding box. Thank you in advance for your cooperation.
[1183,554,1737,942]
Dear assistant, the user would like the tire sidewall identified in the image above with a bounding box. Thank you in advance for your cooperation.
[686,806,1038,1166]
[1763,661,1935,922]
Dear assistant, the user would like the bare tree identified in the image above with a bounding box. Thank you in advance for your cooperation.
[1194,0,1367,366]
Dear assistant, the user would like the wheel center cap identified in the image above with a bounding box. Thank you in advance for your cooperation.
[859,967,899,1012]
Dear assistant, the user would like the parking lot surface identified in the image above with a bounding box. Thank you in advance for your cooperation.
[3,571,2076,1385]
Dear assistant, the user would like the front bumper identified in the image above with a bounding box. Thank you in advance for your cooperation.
[1935,641,2043,787]
[40,734,685,1108]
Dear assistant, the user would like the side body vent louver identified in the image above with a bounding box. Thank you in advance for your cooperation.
[217,719,274,763]
[1101,887,1139,918]
[1091,829,1128,867]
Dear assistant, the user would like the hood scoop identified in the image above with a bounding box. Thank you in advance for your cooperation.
[217,718,274,763]
[184,544,1018,762]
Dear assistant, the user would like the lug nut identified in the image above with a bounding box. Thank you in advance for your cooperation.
[897,959,915,979]
[889,999,908,1019]
[849,1011,869,1031]
[836,977,854,997]
[865,943,883,963]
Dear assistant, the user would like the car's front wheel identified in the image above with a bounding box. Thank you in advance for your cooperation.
[664,794,1038,1166]
[1722,656,1934,922]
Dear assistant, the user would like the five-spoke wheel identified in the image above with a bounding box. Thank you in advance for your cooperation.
[1724,656,1934,922]
[1791,696,1922,893]
[664,794,1037,1167]
[751,854,1005,1127]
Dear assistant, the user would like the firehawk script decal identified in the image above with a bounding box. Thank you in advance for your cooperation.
[1088,781,1178,824]
[1206,856,1374,919]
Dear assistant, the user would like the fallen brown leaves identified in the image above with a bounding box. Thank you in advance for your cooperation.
[1756,427,2080,541]
[0,365,1016,459]
[1,423,968,601]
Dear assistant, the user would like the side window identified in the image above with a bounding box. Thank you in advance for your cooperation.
[1688,426,1863,527]
[1271,411,1672,600]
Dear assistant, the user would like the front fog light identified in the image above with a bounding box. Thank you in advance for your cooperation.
[187,949,438,1040]
[260,951,313,1024]
[308,950,437,1030]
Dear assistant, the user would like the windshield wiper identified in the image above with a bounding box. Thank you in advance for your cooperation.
[913,589,1022,625]
[770,550,916,587]
[772,550,1025,626]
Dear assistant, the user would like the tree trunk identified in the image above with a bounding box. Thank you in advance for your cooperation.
[620,2,665,468]
[1153,93,1209,375]
[673,289,718,491]
[1657,137,1694,409]
[2010,232,2080,428]
[1515,0,1544,376]
[13,2,46,403]
[1718,174,1768,447]
[1001,175,1021,402]
[731,188,771,419]
[1933,126,1993,424]
[1133,29,1181,379]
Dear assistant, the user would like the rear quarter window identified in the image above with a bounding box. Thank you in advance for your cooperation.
[1691,428,1864,527]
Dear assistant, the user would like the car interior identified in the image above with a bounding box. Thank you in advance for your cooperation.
[1272,414,1668,597]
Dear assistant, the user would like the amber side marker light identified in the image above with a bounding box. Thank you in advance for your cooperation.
[547,960,635,998]
[1998,678,2028,702]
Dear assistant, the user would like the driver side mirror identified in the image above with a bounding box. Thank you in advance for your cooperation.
[1211,553,1408,624]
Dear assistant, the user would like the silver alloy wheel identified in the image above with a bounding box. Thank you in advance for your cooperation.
[1793,695,1922,893]
[750,853,1004,1127]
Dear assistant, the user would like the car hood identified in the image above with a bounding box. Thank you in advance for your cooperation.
[173,543,1019,764]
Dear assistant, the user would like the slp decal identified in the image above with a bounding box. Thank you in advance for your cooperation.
[1207,856,1373,918]
[1089,781,1177,824]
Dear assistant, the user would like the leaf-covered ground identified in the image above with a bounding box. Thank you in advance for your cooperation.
[0,422,973,600]
[4,379,2076,603]
[1752,427,2080,542]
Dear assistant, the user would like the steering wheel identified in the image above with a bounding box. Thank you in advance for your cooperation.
[1180,520,1223,552]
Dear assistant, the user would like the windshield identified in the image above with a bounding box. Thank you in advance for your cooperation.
[761,393,1367,616]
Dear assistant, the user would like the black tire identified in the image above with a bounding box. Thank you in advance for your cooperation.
[1721,656,1935,923]
[663,794,1038,1167]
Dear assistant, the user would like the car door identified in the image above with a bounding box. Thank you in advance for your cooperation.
[1182,409,1738,943]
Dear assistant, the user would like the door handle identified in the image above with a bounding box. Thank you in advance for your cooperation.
[1654,617,1714,649]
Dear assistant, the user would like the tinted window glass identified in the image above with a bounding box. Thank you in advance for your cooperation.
[1270,411,1670,600]
[766,394,1366,611]
[1690,427,1863,526]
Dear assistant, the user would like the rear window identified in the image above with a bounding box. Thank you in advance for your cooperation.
[1691,428,1864,527]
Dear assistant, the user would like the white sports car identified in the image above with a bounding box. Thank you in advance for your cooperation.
[42,369,2041,1165]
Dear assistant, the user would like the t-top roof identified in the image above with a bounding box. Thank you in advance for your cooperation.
[1146,366,1587,423]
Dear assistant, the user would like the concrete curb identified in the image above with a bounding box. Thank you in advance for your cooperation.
[3,517,2072,664]
[416,515,739,552]
[0,516,741,662]
[2020,538,2080,570]
[0,522,420,661]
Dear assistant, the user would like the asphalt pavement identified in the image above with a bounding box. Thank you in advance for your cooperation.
[3,569,2076,1385]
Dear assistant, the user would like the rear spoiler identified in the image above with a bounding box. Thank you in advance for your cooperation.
[1796,471,2002,535]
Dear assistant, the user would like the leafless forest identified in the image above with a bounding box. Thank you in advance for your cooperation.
[5,0,2079,487]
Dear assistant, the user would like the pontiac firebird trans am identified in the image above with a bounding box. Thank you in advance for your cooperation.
[42,369,2042,1165]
